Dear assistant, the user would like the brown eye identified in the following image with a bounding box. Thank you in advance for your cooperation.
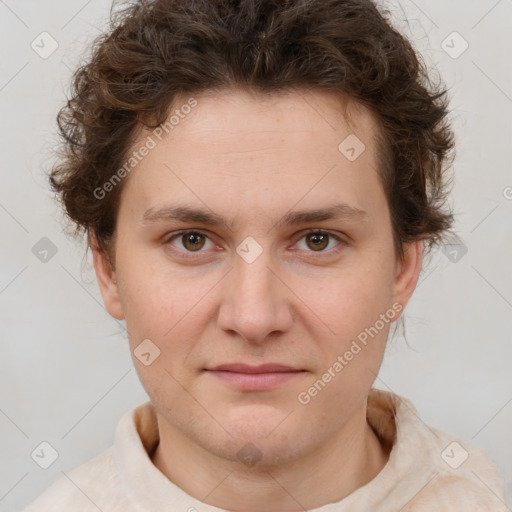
[163,229,217,259]
[181,232,206,251]
[305,232,330,251]
[295,230,344,255]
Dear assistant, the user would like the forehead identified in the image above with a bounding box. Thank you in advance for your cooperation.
[120,87,386,226]
[159,87,376,147]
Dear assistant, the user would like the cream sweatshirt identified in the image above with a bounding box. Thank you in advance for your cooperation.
[23,388,509,511]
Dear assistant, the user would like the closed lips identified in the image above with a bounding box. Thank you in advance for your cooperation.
[206,363,304,373]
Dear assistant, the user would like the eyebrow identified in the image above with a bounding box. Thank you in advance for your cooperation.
[141,202,368,230]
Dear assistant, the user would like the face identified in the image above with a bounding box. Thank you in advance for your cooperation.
[94,87,421,467]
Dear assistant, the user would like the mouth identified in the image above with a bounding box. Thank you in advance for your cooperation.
[204,363,307,391]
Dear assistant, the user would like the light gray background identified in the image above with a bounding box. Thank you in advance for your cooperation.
[1,1,511,510]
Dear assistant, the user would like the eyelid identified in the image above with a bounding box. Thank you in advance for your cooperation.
[163,229,218,253]
[163,228,346,256]
[292,228,345,253]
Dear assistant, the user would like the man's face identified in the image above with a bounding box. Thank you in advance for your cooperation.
[95,88,420,467]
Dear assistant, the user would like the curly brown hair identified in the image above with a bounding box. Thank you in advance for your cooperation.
[50,0,455,267]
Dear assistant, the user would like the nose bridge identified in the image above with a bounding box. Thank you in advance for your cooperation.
[235,244,273,299]
[218,239,292,342]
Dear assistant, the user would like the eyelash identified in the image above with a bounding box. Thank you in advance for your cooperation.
[162,229,346,259]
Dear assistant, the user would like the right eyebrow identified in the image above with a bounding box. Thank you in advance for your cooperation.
[140,202,368,230]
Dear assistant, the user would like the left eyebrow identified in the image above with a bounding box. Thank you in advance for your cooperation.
[140,202,368,230]
[276,203,368,229]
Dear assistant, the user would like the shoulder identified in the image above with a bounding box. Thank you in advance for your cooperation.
[369,390,509,511]
[421,424,508,510]
[400,474,510,511]
[22,446,132,512]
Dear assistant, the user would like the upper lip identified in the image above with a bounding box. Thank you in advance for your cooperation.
[207,363,302,373]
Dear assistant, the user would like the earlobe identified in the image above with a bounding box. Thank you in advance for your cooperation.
[91,238,125,321]
[391,240,423,312]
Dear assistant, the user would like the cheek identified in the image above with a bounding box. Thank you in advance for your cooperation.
[120,283,184,343]
[306,264,393,333]
[298,260,395,388]
[115,246,181,329]
[119,272,201,405]
[115,282,171,357]
[297,273,393,416]
[116,258,215,372]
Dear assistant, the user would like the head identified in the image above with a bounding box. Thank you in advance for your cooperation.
[50,0,455,467]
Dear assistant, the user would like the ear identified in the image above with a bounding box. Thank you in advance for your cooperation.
[391,239,423,315]
[91,236,124,320]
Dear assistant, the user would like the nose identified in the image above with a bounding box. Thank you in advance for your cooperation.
[217,244,294,345]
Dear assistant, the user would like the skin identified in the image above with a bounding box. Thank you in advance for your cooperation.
[93,87,422,511]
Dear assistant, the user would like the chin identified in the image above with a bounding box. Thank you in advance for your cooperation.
[209,414,312,465]
[211,434,309,470]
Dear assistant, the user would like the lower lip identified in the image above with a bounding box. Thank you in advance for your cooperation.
[205,370,306,391]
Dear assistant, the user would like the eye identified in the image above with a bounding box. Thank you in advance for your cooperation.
[162,229,345,259]
[164,230,215,254]
[295,230,344,254]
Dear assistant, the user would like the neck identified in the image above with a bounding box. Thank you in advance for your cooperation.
[151,404,390,511]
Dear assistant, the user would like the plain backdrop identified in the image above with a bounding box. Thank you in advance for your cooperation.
[1,1,511,510]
